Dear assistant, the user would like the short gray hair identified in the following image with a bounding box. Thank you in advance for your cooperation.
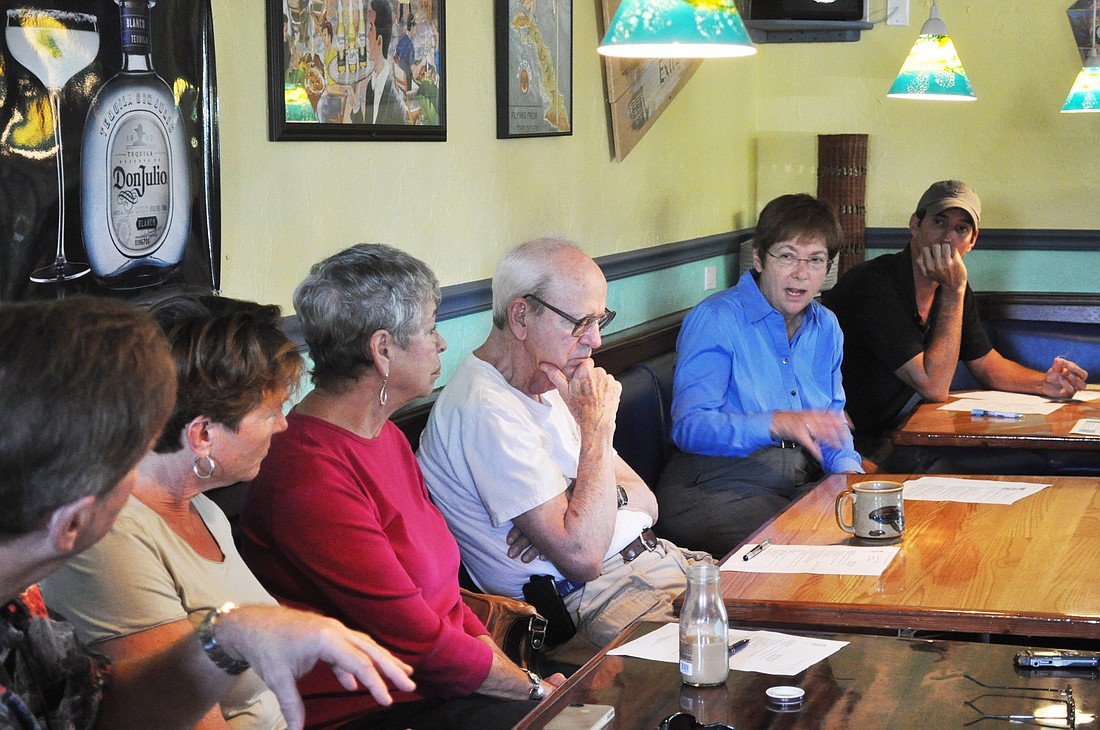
[294,243,441,390]
[491,238,582,329]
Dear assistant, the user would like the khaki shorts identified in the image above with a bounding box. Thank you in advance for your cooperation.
[563,538,704,647]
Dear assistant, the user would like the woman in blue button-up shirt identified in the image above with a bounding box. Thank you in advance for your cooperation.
[655,194,864,558]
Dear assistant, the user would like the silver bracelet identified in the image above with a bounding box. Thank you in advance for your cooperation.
[197,602,250,675]
[525,669,545,701]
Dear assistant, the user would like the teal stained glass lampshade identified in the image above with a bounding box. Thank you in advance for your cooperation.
[1062,50,1100,113]
[887,3,976,101]
[598,0,756,59]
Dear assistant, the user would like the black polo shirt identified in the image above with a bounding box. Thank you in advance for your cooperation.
[822,245,992,442]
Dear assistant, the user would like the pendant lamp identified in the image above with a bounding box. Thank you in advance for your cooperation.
[888,0,976,101]
[1062,0,1100,112]
[597,0,756,59]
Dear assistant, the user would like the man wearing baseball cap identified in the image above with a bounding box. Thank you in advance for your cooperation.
[823,180,1087,470]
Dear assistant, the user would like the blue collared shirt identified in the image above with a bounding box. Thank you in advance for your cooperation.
[670,269,863,473]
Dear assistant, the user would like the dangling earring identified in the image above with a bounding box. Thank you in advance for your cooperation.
[193,454,217,479]
[378,377,388,407]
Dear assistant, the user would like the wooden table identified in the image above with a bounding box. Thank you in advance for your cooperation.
[893,395,1100,450]
[516,622,1098,730]
[716,474,1100,639]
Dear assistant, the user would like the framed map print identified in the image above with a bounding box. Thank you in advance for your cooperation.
[494,0,572,138]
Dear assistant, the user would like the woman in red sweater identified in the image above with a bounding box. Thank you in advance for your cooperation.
[242,244,563,730]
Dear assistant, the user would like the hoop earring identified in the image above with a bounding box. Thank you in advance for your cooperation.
[378,378,388,407]
[193,454,217,480]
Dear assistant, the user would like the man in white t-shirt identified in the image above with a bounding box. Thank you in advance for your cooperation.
[419,238,698,649]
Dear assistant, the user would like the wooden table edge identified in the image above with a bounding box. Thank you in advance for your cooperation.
[513,621,657,729]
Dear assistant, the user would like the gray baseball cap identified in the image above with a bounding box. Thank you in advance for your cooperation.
[915,180,981,227]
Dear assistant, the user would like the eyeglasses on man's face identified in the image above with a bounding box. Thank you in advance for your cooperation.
[523,294,616,337]
[766,250,833,273]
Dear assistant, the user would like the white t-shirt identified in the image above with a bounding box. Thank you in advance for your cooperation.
[418,354,651,598]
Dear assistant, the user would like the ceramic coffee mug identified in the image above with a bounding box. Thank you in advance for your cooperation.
[835,480,905,540]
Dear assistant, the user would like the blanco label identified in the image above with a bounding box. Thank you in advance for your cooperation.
[106,110,172,254]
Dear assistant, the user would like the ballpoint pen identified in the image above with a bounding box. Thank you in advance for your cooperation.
[728,638,750,655]
[970,409,1024,419]
[743,539,771,561]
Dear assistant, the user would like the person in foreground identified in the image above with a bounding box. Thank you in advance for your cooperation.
[823,180,1087,469]
[656,194,863,558]
[0,296,413,730]
[242,244,562,730]
[40,294,303,730]
[418,238,700,652]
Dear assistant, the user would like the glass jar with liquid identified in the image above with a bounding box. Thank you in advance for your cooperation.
[679,562,729,686]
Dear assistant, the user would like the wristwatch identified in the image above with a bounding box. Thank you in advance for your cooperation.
[616,484,629,509]
[525,669,546,700]
[197,602,251,675]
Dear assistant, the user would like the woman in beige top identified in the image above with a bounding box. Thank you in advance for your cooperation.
[41,293,302,730]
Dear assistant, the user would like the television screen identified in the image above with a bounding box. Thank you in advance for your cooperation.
[746,0,864,22]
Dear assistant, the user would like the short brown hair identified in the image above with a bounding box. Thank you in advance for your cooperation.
[754,194,843,260]
[0,297,175,535]
[149,294,302,453]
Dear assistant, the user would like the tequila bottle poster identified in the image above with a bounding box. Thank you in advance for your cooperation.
[0,0,220,301]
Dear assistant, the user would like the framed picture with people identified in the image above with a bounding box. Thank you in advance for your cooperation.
[268,0,445,141]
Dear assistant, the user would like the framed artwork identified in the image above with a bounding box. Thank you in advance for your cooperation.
[494,0,572,139]
[0,0,220,301]
[268,0,446,141]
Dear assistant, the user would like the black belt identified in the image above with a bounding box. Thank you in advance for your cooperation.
[777,440,800,449]
[620,528,660,563]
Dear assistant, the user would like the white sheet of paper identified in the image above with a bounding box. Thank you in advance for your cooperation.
[1071,418,1100,436]
[1069,391,1100,402]
[953,390,1056,405]
[903,476,1050,504]
[721,544,899,576]
[938,398,1063,415]
[606,622,848,676]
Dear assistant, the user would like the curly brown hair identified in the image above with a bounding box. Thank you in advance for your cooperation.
[148,293,303,454]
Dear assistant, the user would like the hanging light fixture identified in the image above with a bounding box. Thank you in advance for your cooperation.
[887,0,976,101]
[1062,0,1100,112]
[597,0,756,59]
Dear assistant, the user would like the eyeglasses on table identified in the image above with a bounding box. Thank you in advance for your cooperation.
[657,711,735,730]
[964,674,1078,729]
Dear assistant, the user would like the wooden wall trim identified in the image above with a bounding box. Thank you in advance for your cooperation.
[975,292,1100,324]
[429,230,751,321]
[284,228,1098,337]
[866,228,1100,252]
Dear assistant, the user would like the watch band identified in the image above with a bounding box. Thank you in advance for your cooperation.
[616,484,628,509]
[197,602,251,675]
[525,669,545,700]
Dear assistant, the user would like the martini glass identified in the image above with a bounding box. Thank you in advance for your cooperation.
[6,8,100,283]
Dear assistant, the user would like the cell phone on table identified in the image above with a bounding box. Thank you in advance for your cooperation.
[544,703,616,730]
[1014,649,1100,668]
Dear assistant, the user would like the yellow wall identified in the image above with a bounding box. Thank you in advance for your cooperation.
[754,1,1100,230]
[212,1,1099,309]
[211,1,758,307]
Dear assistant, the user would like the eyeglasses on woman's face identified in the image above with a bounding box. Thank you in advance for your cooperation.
[765,250,832,273]
[523,294,616,337]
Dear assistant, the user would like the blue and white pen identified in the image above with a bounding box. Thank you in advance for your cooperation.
[970,409,1024,419]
